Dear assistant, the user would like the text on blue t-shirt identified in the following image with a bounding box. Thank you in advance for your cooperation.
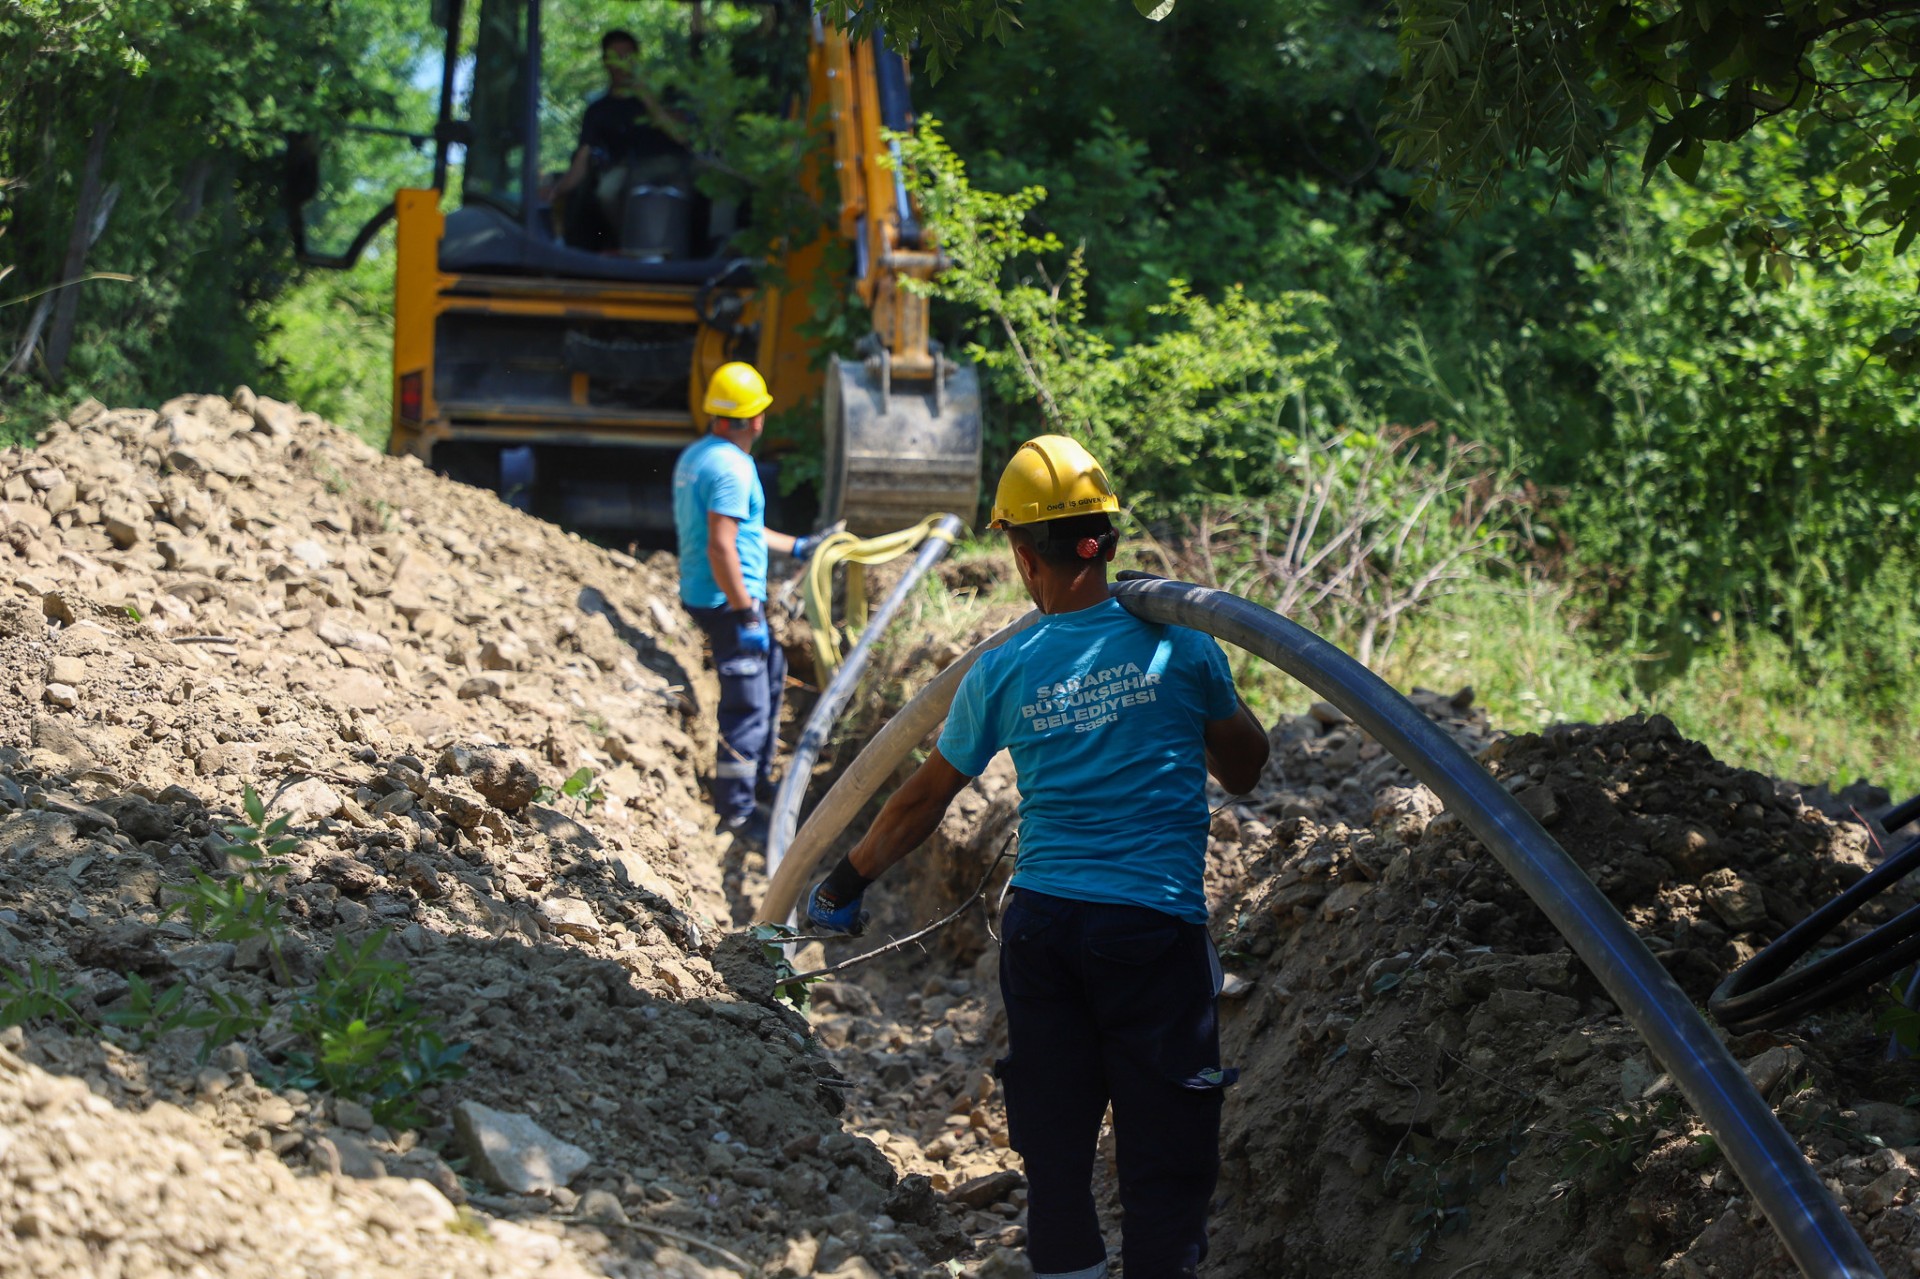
[937,596,1241,923]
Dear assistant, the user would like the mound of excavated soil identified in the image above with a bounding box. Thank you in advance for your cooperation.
[0,393,976,1278]
[1211,709,1920,1278]
[777,582,1920,1279]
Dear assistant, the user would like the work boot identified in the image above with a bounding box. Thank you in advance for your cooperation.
[721,809,771,851]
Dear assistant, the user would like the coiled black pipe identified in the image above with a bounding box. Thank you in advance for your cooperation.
[1884,793,1920,838]
[1110,574,1881,1279]
[1710,819,1920,1033]
[765,514,964,883]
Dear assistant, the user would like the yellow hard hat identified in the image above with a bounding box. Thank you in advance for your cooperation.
[988,434,1120,528]
[703,362,773,419]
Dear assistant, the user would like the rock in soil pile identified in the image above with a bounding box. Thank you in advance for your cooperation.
[0,392,971,1279]
[768,578,1920,1279]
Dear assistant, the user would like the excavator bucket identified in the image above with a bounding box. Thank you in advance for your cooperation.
[821,355,983,536]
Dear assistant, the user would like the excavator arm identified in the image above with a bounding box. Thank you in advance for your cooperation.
[811,25,982,534]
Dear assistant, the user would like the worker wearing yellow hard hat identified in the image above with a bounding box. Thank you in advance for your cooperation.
[807,434,1271,1279]
[701,360,774,419]
[672,362,829,847]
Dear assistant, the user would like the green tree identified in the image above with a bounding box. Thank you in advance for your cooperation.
[0,0,433,429]
[1552,125,1920,670]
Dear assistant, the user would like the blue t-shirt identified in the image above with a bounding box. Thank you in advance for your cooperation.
[672,434,768,609]
[937,597,1241,923]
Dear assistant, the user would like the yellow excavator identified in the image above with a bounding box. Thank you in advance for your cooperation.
[289,0,980,536]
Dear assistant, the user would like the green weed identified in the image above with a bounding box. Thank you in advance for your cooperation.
[277,930,470,1129]
[1387,1121,1525,1266]
[1560,1094,1717,1191]
[1876,991,1920,1056]
[751,923,817,1012]
[536,766,605,815]
[98,973,192,1048]
[162,785,296,985]
[0,957,89,1031]
[183,987,271,1060]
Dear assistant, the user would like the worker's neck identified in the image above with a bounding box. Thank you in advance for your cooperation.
[1034,570,1109,615]
[713,426,753,454]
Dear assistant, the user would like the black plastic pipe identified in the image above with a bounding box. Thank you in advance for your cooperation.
[766,514,964,884]
[1885,793,1920,838]
[1110,574,1881,1279]
[1711,830,1920,1032]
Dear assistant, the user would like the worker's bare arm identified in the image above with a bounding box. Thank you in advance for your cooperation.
[634,83,688,142]
[553,145,591,197]
[1204,698,1269,795]
[706,511,754,611]
[765,529,797,555]
[846,749,973,879]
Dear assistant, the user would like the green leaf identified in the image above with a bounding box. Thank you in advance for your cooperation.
[1667,140,1704,185]
[1134,0,1175,19]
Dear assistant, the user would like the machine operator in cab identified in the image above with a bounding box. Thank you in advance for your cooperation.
[805,436,1272,1279]
[552,28,691,251]
[672,362,829,849]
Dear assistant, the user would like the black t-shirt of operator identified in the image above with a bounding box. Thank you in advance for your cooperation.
[578,94,680,167]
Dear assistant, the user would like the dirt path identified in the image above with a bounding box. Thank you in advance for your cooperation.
[0,393,964,1279]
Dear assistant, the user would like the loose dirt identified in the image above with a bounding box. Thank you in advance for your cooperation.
[0,392,957,1279]
[762,574,1920,1279]
[0,392,1916,1279]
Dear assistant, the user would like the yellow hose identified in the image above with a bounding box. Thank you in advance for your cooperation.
[804,514,958,678]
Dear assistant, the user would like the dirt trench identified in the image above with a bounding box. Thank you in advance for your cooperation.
[766,568,1920,1279]
[0,392,1917,1279]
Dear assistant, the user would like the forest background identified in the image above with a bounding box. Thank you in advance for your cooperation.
[0,0,1915,791]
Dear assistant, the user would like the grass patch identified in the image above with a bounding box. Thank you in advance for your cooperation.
[1353,581,1916,795]
[935,536,1917,795]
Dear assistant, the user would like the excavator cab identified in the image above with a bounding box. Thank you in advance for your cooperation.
[287,0,980,538]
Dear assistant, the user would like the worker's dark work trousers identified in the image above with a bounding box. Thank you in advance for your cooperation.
[995,888,1233,1279]
[686,604,786,822]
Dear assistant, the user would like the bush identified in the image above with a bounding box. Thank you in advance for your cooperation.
[1552,130,1920,668]
[897,119,1333,513]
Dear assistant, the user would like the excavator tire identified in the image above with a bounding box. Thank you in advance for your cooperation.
[821,355,982,536]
